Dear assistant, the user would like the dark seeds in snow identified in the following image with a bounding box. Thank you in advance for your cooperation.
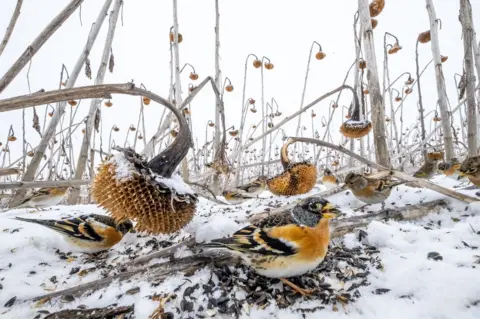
[4,296,16,307]
[169,241,383,317]
[61,295,75,303]
[69,267,80,275]
[180,299,194,312]
[49,276,57,284]
[164,312,175,319]
[373,288,391,295]
[427,252,443,261]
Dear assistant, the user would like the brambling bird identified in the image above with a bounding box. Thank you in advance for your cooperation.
[458,155,480,187]
[344,172,403,208]
[221,190,257,205]
[236,176,268,196]
[321,168,339,189]
[14,214,133,253]
[9,186,70,210]
[201,197,341,295]
[438,158,461,181]
[413,157,440,179]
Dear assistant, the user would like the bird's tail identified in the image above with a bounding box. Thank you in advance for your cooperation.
[14,217,56,228]
[9,199,30,209]
[199,238,252,254]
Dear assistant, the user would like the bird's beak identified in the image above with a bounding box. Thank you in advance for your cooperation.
[129,228,136,233]
[319,202,341,218]
[457,172,466,180]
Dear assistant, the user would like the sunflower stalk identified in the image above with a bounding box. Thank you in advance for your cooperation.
[425,0,454,161]
[358,0,390,167]
[459,0,478,155]
[213,0,222,192]
[68,0,121,203]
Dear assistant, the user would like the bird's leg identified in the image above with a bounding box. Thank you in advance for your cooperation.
[280,278,315,296]
[381,201,386,210]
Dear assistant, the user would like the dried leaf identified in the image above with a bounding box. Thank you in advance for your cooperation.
[94,108,101,133]
[85,57,92,79]
[458,73,466,100]
[109,50,115,73]
[32,107,42,137]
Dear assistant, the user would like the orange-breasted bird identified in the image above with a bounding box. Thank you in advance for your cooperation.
[201,197,341,295]
[14,214,134,253]
[321,168,339,189]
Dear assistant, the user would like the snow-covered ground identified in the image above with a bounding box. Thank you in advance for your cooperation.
[1,175,480,318]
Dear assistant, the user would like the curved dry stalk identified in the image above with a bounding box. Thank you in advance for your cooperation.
[294,41,324,160]
[232,84,358,160]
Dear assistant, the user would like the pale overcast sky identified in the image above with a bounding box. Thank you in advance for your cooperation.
[0,0,478,177]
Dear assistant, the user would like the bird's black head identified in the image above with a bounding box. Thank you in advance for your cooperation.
[117,219,134,234]
[291,197,340,227]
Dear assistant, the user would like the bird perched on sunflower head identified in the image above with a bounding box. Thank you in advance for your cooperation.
[201,197,341,295]
[15,214,133,253]
[344,172,403,207]
[9,186,71,210]
[458,155,480,186]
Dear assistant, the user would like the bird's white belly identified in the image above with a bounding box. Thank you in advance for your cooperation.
[323,181,337,190]
[63,236,109,253]
[248,256,324,278]
[32,194,64,207]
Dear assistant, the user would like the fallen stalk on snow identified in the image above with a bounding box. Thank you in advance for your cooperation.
[27,199,449,303]
[30,254,234,302]
[43,305,134,319]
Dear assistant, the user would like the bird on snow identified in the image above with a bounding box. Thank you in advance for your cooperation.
[14,214,134,253]
[9,186,71,210]
[200,197,341,295]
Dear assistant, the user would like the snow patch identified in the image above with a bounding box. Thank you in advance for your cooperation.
[156,173,196,195]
